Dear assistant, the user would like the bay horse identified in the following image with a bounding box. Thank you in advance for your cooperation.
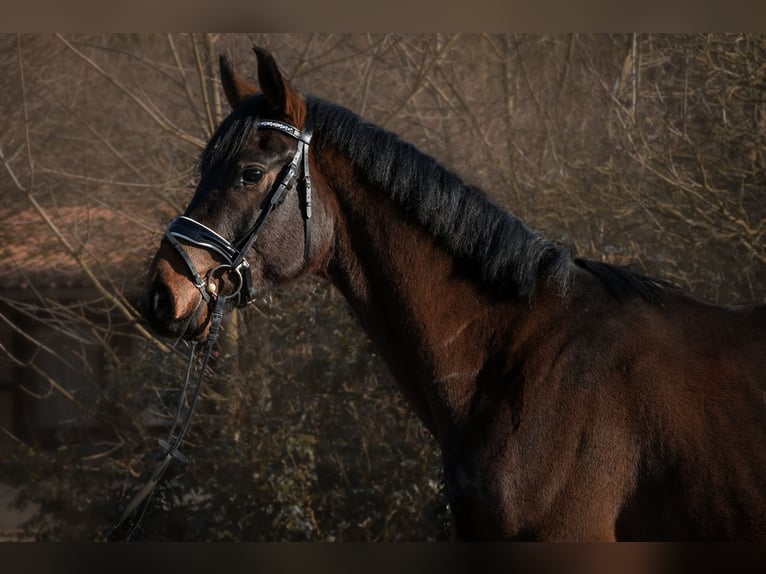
[142,47,766,541]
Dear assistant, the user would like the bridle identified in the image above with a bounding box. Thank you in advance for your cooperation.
[105,118,313,541]
[165,118,313,309]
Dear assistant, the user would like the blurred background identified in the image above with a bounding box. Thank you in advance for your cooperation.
[0,33,764,540]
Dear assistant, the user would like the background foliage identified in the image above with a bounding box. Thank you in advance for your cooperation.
[0,33,763,540]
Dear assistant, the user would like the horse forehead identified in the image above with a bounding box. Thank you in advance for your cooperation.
[239,129,296,165]
[216,125,296,170]
[196,123,293,183]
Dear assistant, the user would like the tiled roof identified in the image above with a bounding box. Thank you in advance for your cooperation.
[1,205,173,293]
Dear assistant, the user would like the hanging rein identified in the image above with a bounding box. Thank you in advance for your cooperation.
[106,119,313,540]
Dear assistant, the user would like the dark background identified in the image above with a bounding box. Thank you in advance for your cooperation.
[0,33,764,540]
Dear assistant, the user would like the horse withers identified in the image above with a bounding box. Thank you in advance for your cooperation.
[142,47,766,541]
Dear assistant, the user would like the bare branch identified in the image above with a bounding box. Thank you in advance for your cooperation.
[11,37,170,353]
[380,34,460,129]
[55,33,206,150]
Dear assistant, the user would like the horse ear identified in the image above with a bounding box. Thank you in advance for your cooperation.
[253,46,303,121]
[219,55,259,109]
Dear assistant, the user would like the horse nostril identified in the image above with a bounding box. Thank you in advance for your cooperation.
[145,281,175,324]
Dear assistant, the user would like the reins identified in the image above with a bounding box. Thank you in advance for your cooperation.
[104,308,219,541]
[106,119,312,541]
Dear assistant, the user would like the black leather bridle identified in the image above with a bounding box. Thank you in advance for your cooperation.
[165,118,313,309]
[106,118,313,540]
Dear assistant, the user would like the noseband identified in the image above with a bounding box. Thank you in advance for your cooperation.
[164,119,313,309]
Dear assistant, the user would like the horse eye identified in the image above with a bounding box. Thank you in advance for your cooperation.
[241,168,264,186]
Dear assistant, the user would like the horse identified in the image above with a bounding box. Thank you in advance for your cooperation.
[141,46,766,541]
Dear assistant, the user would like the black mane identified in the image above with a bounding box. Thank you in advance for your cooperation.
[306,97,671,304]
[199,93,669,304]
[306,97,573,301]
[198,94,266,183]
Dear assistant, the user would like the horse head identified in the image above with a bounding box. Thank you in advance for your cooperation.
[142,48,332,341]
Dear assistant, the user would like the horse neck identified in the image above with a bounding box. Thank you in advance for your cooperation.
[316,150,535,435]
